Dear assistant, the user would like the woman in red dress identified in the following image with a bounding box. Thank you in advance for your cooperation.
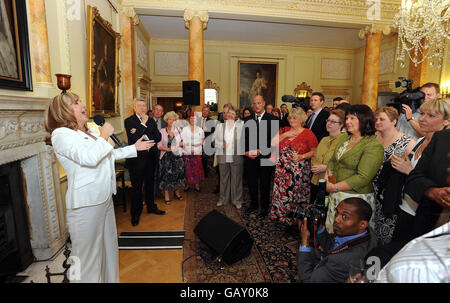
[269,107,318,226]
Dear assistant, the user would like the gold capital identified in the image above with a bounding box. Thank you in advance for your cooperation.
[184,9,209,30]
[358,24,391,40]
[122,7,140,25]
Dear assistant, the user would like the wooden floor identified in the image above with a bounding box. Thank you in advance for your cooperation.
[115,192,187,283]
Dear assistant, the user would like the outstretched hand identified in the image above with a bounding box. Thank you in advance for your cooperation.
[135,136,155,151]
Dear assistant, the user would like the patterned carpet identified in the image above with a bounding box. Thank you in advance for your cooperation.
[182,168,300,283]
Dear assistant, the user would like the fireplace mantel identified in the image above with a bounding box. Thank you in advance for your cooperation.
[0,94,68,260]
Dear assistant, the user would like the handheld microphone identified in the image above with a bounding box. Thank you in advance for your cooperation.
[93,114,121,146]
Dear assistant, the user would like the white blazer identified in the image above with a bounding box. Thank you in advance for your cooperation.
[51,127,137,210]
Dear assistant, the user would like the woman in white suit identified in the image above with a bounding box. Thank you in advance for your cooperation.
[45,93,153,283]
[214,106,245,209]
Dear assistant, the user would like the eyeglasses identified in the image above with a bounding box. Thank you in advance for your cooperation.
[326,119,342,124]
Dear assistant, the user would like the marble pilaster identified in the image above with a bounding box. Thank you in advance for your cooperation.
[121,8,138,117]
[28,0,52,84]
[184,10,209,111]
[359,25,391,110]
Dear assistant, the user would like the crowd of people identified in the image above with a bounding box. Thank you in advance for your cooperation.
[45,81,449,283]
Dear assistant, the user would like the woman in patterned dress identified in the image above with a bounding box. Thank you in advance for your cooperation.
[269,107,318,226]
[373,106,416,244]
[157,111,187,204]
[181,112,205,192]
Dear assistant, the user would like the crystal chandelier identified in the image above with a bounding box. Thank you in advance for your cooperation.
[393,0,450,68]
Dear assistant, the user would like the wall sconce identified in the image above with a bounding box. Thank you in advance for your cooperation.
[440,81,450,98]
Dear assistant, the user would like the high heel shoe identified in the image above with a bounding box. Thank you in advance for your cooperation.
[174,193,183,200]
[165,199,171,205]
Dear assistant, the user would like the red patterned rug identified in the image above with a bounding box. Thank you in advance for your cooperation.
[182,171,300,283]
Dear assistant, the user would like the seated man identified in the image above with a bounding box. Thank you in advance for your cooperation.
[297,197,378,283]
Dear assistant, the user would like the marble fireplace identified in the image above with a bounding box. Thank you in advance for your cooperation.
[0,94,68,263]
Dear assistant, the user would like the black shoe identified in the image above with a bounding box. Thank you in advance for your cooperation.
[131,216,140,226]
[148,208,166,215]
[183,186,190,192]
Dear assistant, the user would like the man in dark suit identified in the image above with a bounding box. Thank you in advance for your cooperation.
[198,105,216,178]
[151,104,167,197]
[405,129,450,239]
[305,92,330,142]
[297,197,377,283]
[243,95,278,217]
[152,104,167,131]
[125,98,165,226]
[280,103,289,128]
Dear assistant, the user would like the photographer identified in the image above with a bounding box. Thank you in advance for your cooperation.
[397,82,440,139]
[297,197,377,283]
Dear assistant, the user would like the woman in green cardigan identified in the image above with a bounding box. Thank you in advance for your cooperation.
[324,104,384,233]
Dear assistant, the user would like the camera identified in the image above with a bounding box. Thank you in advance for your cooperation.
[294,179,328,235]
[392,77,425,111]
[395,77,413,90]
[281,94,310,111]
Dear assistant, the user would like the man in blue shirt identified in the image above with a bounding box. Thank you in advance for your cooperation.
[297,197,378,283]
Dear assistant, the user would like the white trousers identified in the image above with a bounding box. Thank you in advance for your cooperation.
[66,196,119,283]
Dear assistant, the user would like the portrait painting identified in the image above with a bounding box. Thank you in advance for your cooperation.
[0,0,32,90]
[86,6,120,118]
[238,61,277,108]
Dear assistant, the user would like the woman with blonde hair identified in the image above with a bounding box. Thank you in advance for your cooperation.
[269,107,318,226]
[45,92,153,282]
[157,111,186,204]
[372,106,416,245]
[392,98,450,241]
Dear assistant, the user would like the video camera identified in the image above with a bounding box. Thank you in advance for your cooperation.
[282,95,310,111]
[294,179,328,235]
[392,77,425,112]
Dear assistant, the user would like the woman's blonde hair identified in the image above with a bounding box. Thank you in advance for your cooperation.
[44,92,79,134]
[375,106,399,122]
[288,107,308,125]
[163,111,179,123]
[420,98,450,119]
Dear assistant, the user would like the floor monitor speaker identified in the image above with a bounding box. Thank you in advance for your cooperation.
[194,210,254,265]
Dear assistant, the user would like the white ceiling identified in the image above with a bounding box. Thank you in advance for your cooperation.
[139,15,365,49]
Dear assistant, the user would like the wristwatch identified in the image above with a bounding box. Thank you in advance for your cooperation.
[335,184,339,192]
[406,116,415,122]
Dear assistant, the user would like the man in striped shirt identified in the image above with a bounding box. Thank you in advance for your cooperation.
[376,222,449,283]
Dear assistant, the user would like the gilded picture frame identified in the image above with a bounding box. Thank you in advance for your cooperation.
[238,61,277,109]
[86,5,121,118]
[0,0,32,91]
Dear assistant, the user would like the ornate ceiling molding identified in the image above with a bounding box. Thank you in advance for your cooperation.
[124,0,400,26]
